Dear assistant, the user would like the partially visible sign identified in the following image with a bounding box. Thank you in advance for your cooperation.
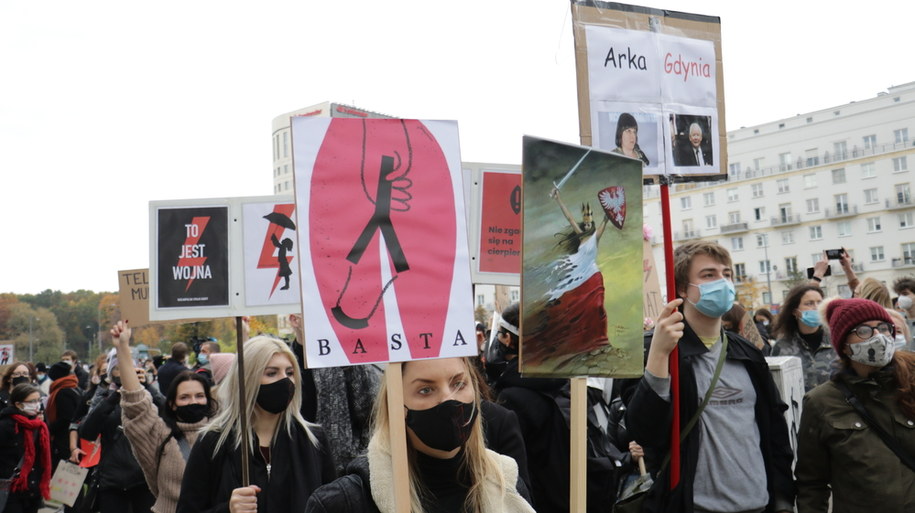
[0,344,13,365]
[642,239,663,321]
[478,170,522,274]
[118,269,151,327]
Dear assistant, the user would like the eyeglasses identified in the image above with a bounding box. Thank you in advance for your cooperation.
[852,322,893,339]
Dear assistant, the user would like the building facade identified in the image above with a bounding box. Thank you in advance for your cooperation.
[645,81,915,311]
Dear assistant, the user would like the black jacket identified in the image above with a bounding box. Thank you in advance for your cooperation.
[625,323,795,513]
[79,389,148,491]
[0,406,46,497]
[176,424,335,513]
[47,386,82,463]
[480,400,531,492]
[156,359,187,397]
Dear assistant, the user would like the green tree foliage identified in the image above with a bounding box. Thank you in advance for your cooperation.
[6,303,65,364]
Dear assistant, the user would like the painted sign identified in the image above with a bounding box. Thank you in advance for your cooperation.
[292,117,475,368]
[521,136,644,377]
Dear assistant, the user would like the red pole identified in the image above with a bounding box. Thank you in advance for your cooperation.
[659,180,680,488]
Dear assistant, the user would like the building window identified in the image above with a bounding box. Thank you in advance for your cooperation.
[283,132,289,158]
[867,217,882,233]
[778,203,792,223]
[864,188,879,204]
[727,188,738,202]
[803,174,817,188]
[762,291,772,305]
[284,164,289,175]
[731,237,744,251]
[779,152,792,171]
[777,179,790,193]
[861,162,876,178]
[897,184,912,205]
[757,233,769,247]
[832,168,846,184]
[837,221,852,237]
[785,256,798,274]
[728,163,741,176]
[900,212,914,228]
[274,134,279,161]
[863,134,877,149]
[682,219,695,237]
[759,260,772,274]
[753,157,765,170]
[703,192,716,206]
[754,207,765,221]
[806,198,820,213]
[810,225,823,240]
[510,289,520,302]
[895,128,909,144]
[834,141,848,160]
[706,215,718,229]
[734,263,747,282]
[870,246,885,262]
[752,183,764,198]
[835,193,849,214]
[476,294,485,306]
[728,211,741,224]
[811,253,822,266]
[782,231,795,244]
[681,196,692,209]
[893,156,908,172]
[902,243,915,264]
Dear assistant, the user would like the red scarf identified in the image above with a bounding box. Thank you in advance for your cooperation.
[46,374,78,425]
[10,414,52,500]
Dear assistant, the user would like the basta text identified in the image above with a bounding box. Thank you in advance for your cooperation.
[315,329,469,356]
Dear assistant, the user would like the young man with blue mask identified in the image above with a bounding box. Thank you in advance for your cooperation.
[625,240,794,513]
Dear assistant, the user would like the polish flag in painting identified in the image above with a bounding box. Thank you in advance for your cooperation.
[292,118,475,368]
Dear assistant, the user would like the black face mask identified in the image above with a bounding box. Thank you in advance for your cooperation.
[11,376,30,387]
[256,378,294,414]
[174,403,209,423]
[111,376,122,387]
[99,373,108,384]
[405,399,478,452]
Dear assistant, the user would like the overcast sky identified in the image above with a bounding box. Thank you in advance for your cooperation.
[2,0,913,294]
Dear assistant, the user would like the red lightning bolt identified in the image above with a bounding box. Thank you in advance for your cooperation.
[257,204,296,299]
[178,216,210,292]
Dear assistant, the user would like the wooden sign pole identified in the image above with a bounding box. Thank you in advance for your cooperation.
[235,316,250,487]
[386,362,411,513]
[569,377,588,512]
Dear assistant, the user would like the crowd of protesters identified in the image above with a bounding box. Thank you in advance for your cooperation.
[4,244,915,513]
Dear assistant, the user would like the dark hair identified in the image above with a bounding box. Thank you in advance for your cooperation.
[500,302,520,346]
[615,113,638,148]
[555,217,597,255]
[722,303,746,332]
[10,383,40,405]
[200,341,220,354]
[2,362,35,392]
[61,349,79,361]
[161,371,218,431]
[754,308,774,323]
[893,276,915,295]
[171,342,189,361]
[771,284,824,340]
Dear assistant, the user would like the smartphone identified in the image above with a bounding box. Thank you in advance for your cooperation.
[825,248,845,260]
[807,266,833,279]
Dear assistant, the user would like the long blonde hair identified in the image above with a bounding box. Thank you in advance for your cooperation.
[372,357,504,513]
[203,336,317,455]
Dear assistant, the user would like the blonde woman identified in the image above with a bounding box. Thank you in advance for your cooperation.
[176,336,335,513]
[305,357,534,513]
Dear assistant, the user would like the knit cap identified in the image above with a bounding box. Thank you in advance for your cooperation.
[48,361,72,381]
[825,298,894,354]
[208,353,236,386]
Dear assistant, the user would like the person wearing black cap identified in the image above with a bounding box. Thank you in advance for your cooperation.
[46,361,82,468]
[796,297,915,512]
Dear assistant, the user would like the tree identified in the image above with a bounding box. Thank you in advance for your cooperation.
[7,303,65,364]
[782,269,807,292]
[735,276,766,311]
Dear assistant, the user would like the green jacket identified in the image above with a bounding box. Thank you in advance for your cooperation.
[771,330,837,392]
[795,367,915,513]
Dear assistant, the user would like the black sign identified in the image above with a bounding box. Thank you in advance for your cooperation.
[156,206,229,308]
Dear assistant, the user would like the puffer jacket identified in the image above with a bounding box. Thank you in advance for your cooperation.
[796,367,915,513]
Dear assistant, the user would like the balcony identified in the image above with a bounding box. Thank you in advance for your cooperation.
[852,263,864,273]
[824,205,859,218]
[674,230,699,241]
[886,197,914,210]
[720,222,749,234]
[770,214,801,227]
[892,257,915,268]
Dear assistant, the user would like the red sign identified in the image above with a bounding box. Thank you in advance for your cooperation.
[478,171,522,274]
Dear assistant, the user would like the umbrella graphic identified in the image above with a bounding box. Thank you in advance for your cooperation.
[598,186,626,230]
[263,212,296,230]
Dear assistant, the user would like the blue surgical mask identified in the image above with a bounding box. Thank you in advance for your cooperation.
[197,353,209,366]
[799,310,821,328]
[687,278,736,318]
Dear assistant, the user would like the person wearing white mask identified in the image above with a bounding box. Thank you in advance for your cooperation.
[771,284,837,392]
[796,298,915,512]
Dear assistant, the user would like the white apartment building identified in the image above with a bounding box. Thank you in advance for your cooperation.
[644,81,915,311]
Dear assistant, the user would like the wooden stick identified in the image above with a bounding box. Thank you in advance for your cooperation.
[386,362,410,513]
[235,316,250,487]
[570,377,588,512]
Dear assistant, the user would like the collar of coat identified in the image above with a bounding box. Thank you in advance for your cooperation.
[365,434,534,513]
